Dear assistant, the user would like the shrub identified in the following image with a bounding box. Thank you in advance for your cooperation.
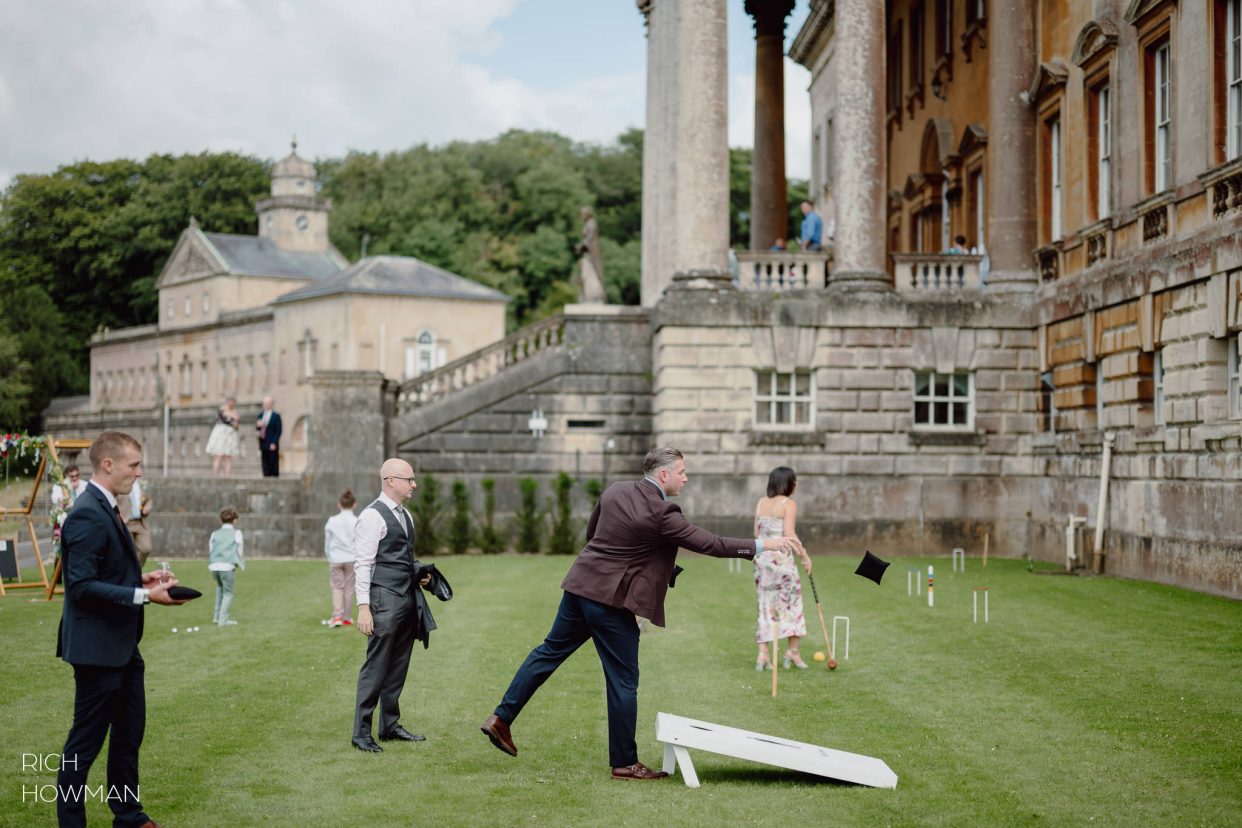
[411,474,442,557]
[514,477,542,553]
[584,478,604,508]
[448,480,472,553]
[548,472,577,555]
[478,478,506,554]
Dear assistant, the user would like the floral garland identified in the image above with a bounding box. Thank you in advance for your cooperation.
[0,433,70,547]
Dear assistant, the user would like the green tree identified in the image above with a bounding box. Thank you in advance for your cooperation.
[448,480,473,553]
[0,329,32,426]
[547,472,577,555]
[411,474,442,557]
[513,477,542,553]
[478,478,506,554]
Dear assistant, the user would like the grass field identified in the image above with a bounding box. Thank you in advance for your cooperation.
[1,554,1239,827]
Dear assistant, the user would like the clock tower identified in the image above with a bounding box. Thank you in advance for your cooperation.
[256,139,332,253]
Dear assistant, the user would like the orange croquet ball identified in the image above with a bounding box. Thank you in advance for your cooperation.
[813,651,826,662]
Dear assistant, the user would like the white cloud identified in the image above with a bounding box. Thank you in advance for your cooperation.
[0,0,641,188]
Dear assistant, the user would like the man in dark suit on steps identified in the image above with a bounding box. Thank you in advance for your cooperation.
[256,396,283,477]
[56,431,186,828]
[481,446,804,780]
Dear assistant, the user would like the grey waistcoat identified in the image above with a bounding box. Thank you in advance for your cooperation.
[369,500,415,595]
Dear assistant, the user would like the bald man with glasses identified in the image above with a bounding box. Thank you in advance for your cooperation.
[350,458,432,753]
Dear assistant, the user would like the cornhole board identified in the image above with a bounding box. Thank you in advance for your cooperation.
[656,712,898,789]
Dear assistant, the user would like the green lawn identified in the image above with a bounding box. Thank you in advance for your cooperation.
[1,555,1239,827]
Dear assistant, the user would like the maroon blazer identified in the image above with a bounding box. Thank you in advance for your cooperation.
[560,479,756,627]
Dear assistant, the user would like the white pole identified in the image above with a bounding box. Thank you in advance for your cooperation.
[1093,431,1115,571]
[927,565,934,608]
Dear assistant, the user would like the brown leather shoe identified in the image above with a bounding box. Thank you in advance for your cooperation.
[611,761,669,780]
[481,714,517,757]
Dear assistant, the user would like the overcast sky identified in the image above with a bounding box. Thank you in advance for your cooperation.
[0,0,811,190]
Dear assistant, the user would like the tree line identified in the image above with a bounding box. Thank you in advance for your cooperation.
[0,128,807,431]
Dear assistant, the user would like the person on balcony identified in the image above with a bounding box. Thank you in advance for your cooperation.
[799,201,823,251]
[946,235,969,254]
[769,239,787,251]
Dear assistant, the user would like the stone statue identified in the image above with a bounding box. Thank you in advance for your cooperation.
[574,206,607,304]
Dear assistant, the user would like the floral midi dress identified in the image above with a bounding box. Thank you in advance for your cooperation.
[754,515,807,643]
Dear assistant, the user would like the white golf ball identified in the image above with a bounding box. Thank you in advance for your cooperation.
[192,626,200,632]
[171,627,178,633]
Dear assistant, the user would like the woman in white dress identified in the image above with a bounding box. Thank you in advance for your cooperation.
[206,397,241,477]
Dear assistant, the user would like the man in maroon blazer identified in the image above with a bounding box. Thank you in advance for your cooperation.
[481,446,804,780]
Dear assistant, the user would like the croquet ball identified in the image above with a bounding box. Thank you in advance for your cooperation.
[171,627,178,633]
[828,659,838,670]
[813,651,826,662]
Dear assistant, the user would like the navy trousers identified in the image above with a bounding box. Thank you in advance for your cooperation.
[57,654,149,828]
[495,591,640,768]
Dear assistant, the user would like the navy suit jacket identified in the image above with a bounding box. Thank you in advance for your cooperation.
[560,479,755,628]
[258,411,282,446]
[56,483,144,667]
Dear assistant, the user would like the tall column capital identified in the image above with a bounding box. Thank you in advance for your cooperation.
[744,0,796,34]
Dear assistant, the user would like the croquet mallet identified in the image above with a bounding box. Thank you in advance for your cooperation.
[806,570,837,669]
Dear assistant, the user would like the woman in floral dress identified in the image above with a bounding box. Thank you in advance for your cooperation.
[753,466,813,669]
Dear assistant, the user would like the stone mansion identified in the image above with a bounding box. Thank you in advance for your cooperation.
[48,0,1241,600]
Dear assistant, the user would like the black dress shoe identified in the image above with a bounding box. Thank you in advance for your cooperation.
[352,736,383,752]
[379,725,426,742]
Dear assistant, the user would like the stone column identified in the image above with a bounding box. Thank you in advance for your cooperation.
[985,0,1037,291]
[829,0,889,290]
[667,0,731,289]
[746,0,794,251]
[638,0,672,307]
[307,370,387,514]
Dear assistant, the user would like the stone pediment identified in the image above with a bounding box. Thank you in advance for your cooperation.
[957,123,988,157]
[1071,19,1119,67]
[1027,61,1069,104]
[155,227,228,288]
[1124,0,1177,26]
[903,174,927,201]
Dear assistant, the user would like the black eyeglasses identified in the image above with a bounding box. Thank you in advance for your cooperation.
[384,476,416,484]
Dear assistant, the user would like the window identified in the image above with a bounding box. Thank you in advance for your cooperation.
[1147,40,1173,192]
[1230,335,1242,418]
[913,371,973,429]
[1147,352,1157,427]
[887,23,904,122]
[967,168,984,249]
[202,291,210,314]
[417,331,436,376]
[909,3,925,99]
[754,370,815,429]
[935,0,952,58]
[1041,371,1057,433]
[184,296,192,317]
[1090,83,1112,218]
[966,0,986,25]
[167,300,174,320]
[1044,115,1063,241]
[1229,0,1242,159]
[200,361,208,396]
[1096,361,1106,426]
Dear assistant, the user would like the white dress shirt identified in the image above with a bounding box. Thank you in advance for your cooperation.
[324,509,358,564]
[353,493,412,607]
[51,478,89,509]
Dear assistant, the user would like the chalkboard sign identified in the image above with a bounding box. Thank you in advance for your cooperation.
[0,538,18,580]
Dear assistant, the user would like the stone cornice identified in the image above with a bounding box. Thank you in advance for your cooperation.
[789,0,834,68]
[1124,0,1177,27]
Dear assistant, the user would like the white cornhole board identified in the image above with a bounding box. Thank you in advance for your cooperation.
[656,712,898,789]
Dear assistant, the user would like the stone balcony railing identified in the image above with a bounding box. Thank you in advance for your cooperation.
[735,249,832,291]
[393,314,565,414]
[892,253,984,292]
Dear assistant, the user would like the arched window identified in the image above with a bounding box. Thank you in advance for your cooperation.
[417,331,436,376]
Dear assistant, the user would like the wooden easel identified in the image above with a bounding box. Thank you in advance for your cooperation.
[42,439,92,600]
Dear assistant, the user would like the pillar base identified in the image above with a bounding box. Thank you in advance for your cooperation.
[670,269,736,290]
[983,269,1038,293]
[828,270,891,292]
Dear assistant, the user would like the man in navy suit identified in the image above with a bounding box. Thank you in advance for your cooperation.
[56,431,185,828]
[256,396,283,477]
